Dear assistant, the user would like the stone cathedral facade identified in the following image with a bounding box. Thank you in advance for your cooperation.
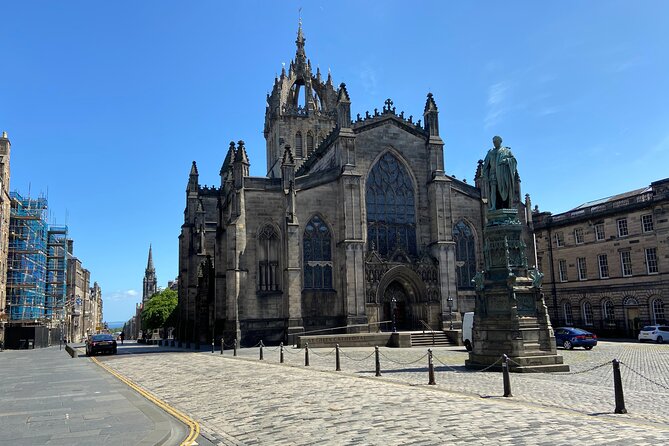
[177,25,535,345]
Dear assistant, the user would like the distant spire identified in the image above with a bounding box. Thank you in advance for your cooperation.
[146,244,155,272]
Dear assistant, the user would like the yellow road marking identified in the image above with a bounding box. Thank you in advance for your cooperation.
[91,357,200,446]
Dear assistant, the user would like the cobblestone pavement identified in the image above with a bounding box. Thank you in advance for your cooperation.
[100,341,669,445]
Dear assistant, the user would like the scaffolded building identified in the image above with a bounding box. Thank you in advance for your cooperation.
[7,192,48,322]
[46,226,68,321]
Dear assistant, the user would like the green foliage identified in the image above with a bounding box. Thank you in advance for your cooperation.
[141,289,178,331]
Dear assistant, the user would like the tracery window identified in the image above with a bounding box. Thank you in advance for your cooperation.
[258,225,280,291]
[366,153,416,257]
[295,131,303,158]
[453,221,476,289]
[303,216,333,289]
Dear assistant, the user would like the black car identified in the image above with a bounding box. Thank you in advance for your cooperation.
[86,334,118,356]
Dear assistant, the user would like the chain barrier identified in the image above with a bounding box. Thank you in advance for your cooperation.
[263,345,281,352]
[338,349,376,362]
[506,357,611,376]
[378,351,428,366]
[620,362,669,391]
[308,348,336,357]
[282,346,304,354]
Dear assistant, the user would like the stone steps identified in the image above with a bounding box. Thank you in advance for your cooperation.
[410,331,454,347]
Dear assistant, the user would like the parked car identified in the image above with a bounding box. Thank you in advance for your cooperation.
[554,327,597,350]
[638,325,669,343]
[86,334,118,356]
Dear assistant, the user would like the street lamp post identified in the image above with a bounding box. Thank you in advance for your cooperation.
[391,297,397,333]
[447,296,454,330]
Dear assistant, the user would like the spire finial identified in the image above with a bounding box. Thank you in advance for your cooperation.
[295,9,306,62]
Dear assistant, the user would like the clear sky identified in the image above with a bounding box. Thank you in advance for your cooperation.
[2,1,668,323]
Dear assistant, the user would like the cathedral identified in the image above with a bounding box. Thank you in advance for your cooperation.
[177,24,535,345]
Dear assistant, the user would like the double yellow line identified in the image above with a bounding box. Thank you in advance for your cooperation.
[92,357,200,446]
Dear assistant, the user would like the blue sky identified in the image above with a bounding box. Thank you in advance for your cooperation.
[2,1,668,322]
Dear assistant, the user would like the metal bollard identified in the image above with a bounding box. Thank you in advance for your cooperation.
[211,340,215,353]
[428,349,436,385]
[502,354,512,397]
[220,338,224,354]
[233,339,237,356]
[375,346,381,377]
[259,341,264,361]
[280,342,284,363]
[305,343,310,366]
[612,359,627,414]
[335,344,341,371]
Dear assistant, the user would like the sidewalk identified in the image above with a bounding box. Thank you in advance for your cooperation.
[0,346,187,446]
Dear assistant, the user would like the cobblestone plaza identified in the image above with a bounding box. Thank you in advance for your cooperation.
[99,341,669,445]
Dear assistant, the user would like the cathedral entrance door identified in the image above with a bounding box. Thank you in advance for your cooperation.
[382,281,410,331]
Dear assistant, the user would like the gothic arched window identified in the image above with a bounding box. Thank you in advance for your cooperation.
[258,225,280,291]
[295,132,303,158]
[307,132,314,156]
[303,216,333,289]
[453,221,476,288]
[366,152,416,257]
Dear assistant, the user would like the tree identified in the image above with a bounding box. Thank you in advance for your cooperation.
[141,289,178,332]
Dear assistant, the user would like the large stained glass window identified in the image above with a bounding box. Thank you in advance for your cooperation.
[303,216,333,289]
[366,153,416,257]
[454,221,476,288]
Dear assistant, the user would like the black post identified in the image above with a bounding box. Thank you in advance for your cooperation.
[280,342,284,363]
[428,349,436,385]
[233,338,237,356]
[375,346,381,377]
[220,338,224,354]
[502,354,512,397]
[612,359,627,414]
[335,344,341,371]
[259,341,264,361]
[305,343,310,367]
[211,339,215,353]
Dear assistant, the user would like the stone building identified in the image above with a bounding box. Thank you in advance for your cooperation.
[177,25,534,345]
[0,131,11,344]
[534,178,669,337]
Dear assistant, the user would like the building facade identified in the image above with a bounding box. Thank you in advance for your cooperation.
[0,132,11,344]
[177,25,534,345]
[534,178,669,337]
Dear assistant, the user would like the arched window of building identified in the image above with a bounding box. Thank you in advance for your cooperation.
[453,221,476,289]
[307,132,314,156]
[603,299,615,325]
[295,132,303,158]
[563,301,573,326]
[582,301,593,326]
[651,298,665,324]
[303,215,333,290]
[258,225,280,291]
[366,152,416,258]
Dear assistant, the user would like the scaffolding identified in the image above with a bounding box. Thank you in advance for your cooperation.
[7,192,48,322]
[46,226,68,321]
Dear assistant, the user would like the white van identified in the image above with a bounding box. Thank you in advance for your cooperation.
[462,312,474,351]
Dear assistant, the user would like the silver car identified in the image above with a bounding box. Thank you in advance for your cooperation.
[638,325,669,343]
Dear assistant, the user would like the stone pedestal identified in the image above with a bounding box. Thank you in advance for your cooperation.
[466,209,568,372]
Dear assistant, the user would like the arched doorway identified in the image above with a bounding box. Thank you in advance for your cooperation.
[377,266,427,331]
[623,296,640,337]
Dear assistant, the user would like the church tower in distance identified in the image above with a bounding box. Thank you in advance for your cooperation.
[263,20,339,177]
[142,244,157,302]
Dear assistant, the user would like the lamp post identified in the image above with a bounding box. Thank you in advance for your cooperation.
[447,296,454,330]
[391,297,397,333]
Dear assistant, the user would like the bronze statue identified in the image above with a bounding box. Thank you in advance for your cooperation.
[482,136,517,210]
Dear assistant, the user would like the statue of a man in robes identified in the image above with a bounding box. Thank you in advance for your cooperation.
[482,136,518,210]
